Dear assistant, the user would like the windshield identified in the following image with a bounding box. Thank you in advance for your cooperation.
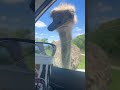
[35,0,85,71]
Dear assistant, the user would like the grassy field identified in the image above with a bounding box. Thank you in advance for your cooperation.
[77,54,85,69]
[109,69,120,90]
[45,49,52,56]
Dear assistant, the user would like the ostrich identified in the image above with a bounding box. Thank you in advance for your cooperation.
[48,3,77,69]
[53,41,81,70]
[86,42,112,90]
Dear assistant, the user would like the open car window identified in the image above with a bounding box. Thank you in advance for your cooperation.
[35,0,85,72]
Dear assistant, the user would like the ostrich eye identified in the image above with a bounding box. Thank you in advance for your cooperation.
[69,15,72,18]
[69,14,73,18]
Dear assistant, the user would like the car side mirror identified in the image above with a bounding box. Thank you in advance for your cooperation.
[35,42,56,57]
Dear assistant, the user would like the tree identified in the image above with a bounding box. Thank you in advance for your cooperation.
[35,38,48,42]
[73,34,85,53]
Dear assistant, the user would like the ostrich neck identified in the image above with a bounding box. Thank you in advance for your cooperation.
[58,27,72,69]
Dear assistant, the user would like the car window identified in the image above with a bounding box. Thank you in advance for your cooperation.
[35,0,85,72]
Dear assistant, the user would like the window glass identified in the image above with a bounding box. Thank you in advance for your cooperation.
[35,0,85,71]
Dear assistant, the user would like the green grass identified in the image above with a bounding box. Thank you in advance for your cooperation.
[77,54,85,69]
[81,49,85,54]
[45,49,52,56]
[109,69,120,90]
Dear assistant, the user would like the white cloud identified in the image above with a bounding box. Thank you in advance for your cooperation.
[35,35,42,39]
[39,33,47,36]
[75,27,82,32]
[1,0,25,4]
[35,33,48,40]
[48,38,59,43]
[73,27,84,37]
[56,36,59,38]
[50,36,55,38]
[35,20,47,28]
[75,32,84,36]
[35,32,38,35]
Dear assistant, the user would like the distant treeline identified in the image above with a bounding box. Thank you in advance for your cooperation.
[72,34,85,53]
[35,34,85,53]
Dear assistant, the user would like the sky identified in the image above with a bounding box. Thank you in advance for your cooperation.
[35,0,85,43]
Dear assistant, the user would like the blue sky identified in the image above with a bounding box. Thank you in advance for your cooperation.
[35,0,85,42]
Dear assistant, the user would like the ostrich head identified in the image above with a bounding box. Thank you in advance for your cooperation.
[48,3,77,32]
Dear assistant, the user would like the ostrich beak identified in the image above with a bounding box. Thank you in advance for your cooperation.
[48,22,60,31]
[48,23,55,31]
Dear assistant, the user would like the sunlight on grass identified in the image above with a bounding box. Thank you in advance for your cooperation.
[77,54,85,69]
[45,49,52,56]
